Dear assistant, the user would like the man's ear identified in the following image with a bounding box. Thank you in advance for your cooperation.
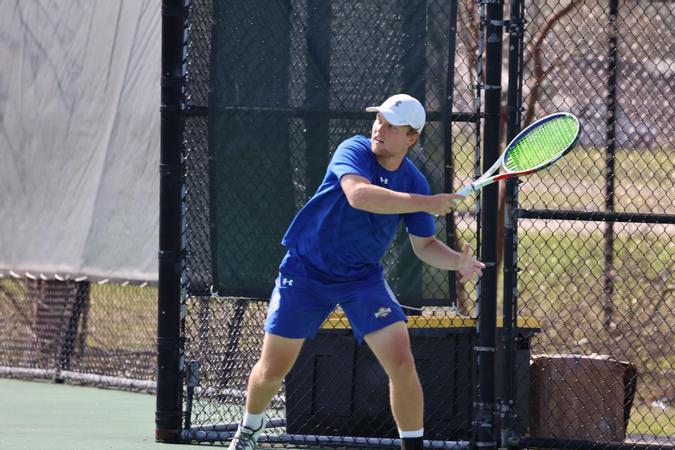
[408,132,419,149]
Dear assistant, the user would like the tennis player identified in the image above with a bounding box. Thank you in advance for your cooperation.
[228,94,485,450]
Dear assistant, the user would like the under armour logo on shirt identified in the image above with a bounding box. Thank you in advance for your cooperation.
[379,176,389,185]
[394,100,402,107]
[281,278,294,286]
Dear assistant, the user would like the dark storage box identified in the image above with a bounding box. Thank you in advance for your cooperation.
[529,354,638,441]
[286,316,539,440]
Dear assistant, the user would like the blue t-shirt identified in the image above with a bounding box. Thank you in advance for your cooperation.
[281,135,435,282]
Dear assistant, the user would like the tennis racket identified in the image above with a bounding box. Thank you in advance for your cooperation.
[456,112,580,198]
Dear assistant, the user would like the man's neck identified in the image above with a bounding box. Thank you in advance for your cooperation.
[376,154,405,171]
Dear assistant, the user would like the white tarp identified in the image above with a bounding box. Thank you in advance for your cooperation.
[0,1,160,281]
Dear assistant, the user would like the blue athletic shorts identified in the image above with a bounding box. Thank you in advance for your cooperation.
[263,270,407,344]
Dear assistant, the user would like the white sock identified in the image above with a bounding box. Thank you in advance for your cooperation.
[242,411,266,432]
[399,428,424,438]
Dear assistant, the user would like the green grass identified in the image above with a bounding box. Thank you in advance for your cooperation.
[628,404,675,437]
[517,225,672,308]
[518,146,674,213]
[86,284,157,351]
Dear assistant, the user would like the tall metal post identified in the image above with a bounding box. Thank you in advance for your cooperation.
[603,0,619,331]
[475,0,504,449]
[156,0,186,442]
[500,0,525,447]
[443,0,460,307]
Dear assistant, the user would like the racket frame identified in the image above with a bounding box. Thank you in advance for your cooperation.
[457,112,580,197]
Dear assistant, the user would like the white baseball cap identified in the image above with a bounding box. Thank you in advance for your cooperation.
[365,93,426,133]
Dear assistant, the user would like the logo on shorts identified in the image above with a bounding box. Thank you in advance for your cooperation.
[374,306,392,319]
[281,277,294,286]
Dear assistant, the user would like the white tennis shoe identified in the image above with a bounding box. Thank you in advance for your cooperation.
[227,422,265,450]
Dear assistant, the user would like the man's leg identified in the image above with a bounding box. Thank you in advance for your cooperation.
[364,321,424,450]
[246,332,305,413]
[228,332,304,450]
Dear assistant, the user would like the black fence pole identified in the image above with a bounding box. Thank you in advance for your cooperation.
[476,0,504,449]
[57,281,91,376]
[500,0,525,447]
[156,0,186,442]
[603,0,619,331]
[443,0,460,308]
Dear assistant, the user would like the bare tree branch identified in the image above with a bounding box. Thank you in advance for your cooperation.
[524,0,581,126]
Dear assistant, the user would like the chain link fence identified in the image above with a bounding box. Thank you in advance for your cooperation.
[181,0,490,445]
[178,0,673,447]
[0,276,156,391]
[514,0,674,445]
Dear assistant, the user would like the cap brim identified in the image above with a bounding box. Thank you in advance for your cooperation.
[365,106,408,127]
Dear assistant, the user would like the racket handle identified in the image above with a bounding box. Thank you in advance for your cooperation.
[456,184,476,197]
[450,183,478,205]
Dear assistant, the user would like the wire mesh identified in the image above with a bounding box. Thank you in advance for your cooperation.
[0,277,156,390]
[516,0,674,445]
[181,0,486,446]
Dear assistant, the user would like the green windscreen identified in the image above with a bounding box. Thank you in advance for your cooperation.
[207,0,433,303]
[504,115,578,172]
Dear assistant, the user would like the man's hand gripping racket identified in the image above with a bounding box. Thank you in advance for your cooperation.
[455,112,580,201]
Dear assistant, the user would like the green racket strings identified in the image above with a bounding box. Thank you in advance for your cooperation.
[505,115,578,172]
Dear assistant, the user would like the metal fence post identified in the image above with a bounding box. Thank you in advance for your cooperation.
[500,0,526,447]
[476,0,505,449]
[156,0,187,442]
[603,0,619,331]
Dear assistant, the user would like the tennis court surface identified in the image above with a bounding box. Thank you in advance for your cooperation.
[0,378,191,450]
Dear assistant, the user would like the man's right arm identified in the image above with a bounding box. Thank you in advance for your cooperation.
[340,174,463,216]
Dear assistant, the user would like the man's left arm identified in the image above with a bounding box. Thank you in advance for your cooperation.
[409,234,486,283]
